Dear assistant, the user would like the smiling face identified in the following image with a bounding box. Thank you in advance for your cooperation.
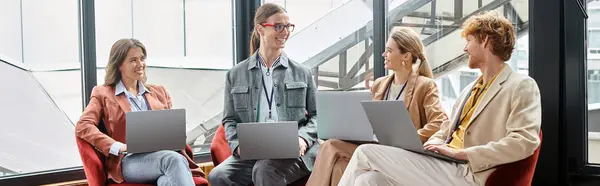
[257,12,291,50]
[382,37,411,72]
[118,46,146,83]
[463,35,488,69]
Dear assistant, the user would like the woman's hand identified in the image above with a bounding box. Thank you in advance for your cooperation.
[364,71,374,89]
[119,144,127,155]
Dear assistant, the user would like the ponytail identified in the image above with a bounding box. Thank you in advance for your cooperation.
[249,3,286,56]
[416,55,433,78]
[249,30,260,56]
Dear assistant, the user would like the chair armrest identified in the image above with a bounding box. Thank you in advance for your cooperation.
[75,136,107,186]
[210,124,232,166]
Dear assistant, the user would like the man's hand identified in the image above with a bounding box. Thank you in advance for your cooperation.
[119,144,127,155]
[299,137,308,156]
[424,144,468,161]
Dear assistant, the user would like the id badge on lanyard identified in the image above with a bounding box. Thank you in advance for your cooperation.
[260,64,277,123]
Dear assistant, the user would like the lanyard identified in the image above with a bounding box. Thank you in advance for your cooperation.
[258,58,278,119]
[384,76,408,100]
[445,82,487,144]
[261,75,275,119]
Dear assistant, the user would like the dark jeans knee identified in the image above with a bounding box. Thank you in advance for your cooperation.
[208,165,231,186]
[252,160,282,185]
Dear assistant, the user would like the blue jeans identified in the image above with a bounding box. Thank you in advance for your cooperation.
[122,150,194,186]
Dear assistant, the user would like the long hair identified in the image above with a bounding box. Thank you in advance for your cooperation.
[389,27,433,78]
[249,3,287,56]
[104,38,148,87]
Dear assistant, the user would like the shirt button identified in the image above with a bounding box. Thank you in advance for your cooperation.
[274,84,278,87]
[276,103,281,107]
[254,108,257,110]
[255,86,259,89]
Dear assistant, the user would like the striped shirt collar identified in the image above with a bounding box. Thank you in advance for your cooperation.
[115,80,149,97]
[247,50,290,70]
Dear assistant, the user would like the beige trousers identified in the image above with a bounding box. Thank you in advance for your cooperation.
[306,139,359,186]
[337,144,481,186]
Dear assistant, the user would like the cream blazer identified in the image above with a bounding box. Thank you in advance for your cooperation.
[425,66,542,184]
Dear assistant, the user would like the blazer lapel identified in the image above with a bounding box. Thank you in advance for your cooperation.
[467,67,512,126]
[115,94,131,113]
[144,91,165,110]
[373,75,394,100]
[402,72,419,108]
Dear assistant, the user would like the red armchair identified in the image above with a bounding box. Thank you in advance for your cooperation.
[75,136,209,186]
[210,124,309,186]
[485,131,543,186]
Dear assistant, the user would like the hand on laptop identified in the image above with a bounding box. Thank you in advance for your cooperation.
[119,144,127,155]
[423,144,468,161]
[299,138,307,156]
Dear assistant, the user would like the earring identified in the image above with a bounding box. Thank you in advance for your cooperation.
[402,61,406,65]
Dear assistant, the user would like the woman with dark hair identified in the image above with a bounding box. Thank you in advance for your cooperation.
[208,3,319,186]
[75,38,203,186]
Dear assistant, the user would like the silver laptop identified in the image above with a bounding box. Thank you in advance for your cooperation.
[125,109,186,154]
[317,91,374,142]
[238,121,300,160]
[361,100,468,164]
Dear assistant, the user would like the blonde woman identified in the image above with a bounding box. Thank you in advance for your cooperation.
[306,27,447,186]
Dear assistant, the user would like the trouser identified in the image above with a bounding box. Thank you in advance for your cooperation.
[338,144,480,186]
[306,139,359,186]
[208,155,311,186]
[121,150,194,186]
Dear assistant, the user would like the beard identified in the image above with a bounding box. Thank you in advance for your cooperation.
[467,55,482,69]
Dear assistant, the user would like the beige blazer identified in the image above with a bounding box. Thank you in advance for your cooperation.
[371,71,447,143]
[425,67,542,184]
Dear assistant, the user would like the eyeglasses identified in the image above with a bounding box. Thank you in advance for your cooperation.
[261,23,295,32]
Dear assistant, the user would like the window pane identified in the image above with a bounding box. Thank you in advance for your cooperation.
[0,0,82,177]
[588,1,600,164]
[589,30,600,48]
[0,0,23,63]
[22,0,80,68]
[185,0,234,69]
[95,0,233,69]
[589,9,600,27]
[132,0,184,61]
[0,63,82,177]
[95,0,133,66]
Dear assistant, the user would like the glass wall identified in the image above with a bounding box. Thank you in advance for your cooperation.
[0,0,540,181]
[587,0,600,164]
[0,0,82,177]
[0,0,234,178]
[263,0,530,112]
[95,0,234,69]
